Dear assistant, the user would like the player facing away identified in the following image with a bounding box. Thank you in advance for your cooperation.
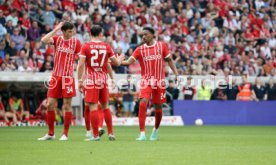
[38,21,82,141]
[77,25,124,141]
[121,27,179,141]
[84,63,114,138]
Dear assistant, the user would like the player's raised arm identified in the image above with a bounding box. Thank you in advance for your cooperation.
[41,22,63,44]
[121,56,136,66]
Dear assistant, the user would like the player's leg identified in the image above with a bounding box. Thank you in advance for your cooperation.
[136,98,148,141]
[84,102,92,137]
[59,76,76,140]
[6,112,18,125]
[84,85,100,141]
[87,102,100,140]
[150,87,166,141]
[60,97,72,140]
[38,97,57,140]
[136,84,151,141]
[97,103,105,137]
[38,76,62,140]
[100,85,114,140]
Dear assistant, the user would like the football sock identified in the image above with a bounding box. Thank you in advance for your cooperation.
[139,101,147,132]
[84,105,91,131]
[103,108,113,135]
[98,109,104,129]
[63,111,72,137]
[90,110,99,137]
[47,110,55,136]
[154,108,163,130]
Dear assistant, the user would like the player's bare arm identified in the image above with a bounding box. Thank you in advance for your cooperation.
[121,56,136,66]
[41,22,64,44]
[165,55,179,83]
[107,63,114,80]
[110,54,125,66]
[77,56,86,93]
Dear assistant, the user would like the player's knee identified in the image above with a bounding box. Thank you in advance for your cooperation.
[63,104,71,112]
[101,104,108,109]
[46,101,56,110]
[154,104,162,109]
[140,98,148,104]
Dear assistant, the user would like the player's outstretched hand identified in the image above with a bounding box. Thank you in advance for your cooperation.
[118,54,125,64]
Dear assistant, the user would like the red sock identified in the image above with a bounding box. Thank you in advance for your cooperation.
[47,111,55,136]
[90,110,99,137]
[98,109,104,129]
[84,105,91,131]
[139,101,147,132]
[154,108,163,130]
[63,111,72,137]
[103,108,113,135]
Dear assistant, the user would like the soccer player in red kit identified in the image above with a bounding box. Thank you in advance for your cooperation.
[84,63,114,138]
[38,22,81,141]
[121,27,179,141]
[77,25,124,141]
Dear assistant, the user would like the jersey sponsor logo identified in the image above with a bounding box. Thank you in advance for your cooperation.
[144,54,162,61]
[57,46,74,54]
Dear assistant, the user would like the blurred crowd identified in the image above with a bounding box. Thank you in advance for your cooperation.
[0,0,275,76]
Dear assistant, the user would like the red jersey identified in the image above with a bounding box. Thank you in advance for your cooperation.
[80,41,115,84]
[132,41,170,82]
[52,36,81,77]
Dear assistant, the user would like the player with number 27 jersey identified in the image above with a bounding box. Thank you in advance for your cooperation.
[79,41,115,103]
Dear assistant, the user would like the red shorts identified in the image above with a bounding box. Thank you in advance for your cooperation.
[84,84,109,104]
[47,75,76,98]
[140,85,166,104]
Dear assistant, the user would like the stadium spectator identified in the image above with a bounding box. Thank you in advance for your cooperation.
[0,9,6,25]
[41,4,56,28]
[237,74,258,101]
[253,77,267,100]
[197,80,212,100]
[226,78,239,100]
[0,0,274,77]
[182,76,196,100]
[6,10,18,27]
[266,78,276,100]
[166,79,179,100]
[27,21,41,41]
[4,40,17,57]
[109,80,121,116]
[211,82,228,100]
[9,93,29,122]
[10,28,25,51]
[0,23,6,41]
[121,75,137,117]
[0,95,17,126]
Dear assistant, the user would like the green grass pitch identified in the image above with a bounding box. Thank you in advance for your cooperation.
[1,126,276,165]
